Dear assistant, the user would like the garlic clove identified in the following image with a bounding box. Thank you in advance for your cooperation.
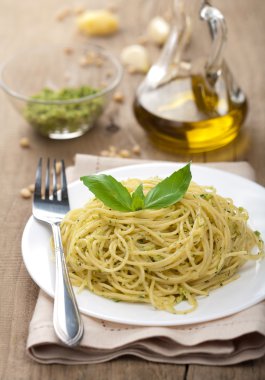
[147,16,170,45]
[120,44,150,73]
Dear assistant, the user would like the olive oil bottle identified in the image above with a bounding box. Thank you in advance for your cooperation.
[134,0,248,153]
[134,74,247,153]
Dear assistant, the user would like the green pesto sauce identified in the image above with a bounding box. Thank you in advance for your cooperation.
[24,86,103,136]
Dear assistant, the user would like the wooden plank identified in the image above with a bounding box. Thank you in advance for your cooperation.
[187,359,265,380]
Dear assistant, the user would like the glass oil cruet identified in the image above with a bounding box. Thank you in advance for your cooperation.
[134,0,247,153]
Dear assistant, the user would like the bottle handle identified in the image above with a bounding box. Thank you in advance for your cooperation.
[200,2,227,86]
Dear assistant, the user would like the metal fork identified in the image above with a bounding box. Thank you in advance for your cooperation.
[33,158,84,346]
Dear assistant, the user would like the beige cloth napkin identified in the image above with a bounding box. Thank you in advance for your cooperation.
[27,154,265,365]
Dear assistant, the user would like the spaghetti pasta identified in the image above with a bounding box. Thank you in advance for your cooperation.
[60,178,264,314]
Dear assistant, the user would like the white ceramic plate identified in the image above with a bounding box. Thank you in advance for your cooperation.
[22,163,265,326]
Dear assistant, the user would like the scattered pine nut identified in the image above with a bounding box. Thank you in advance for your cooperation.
[19,137,30,148]
[100,150,110,157]
[85,56,95,65]
[20,188,31,199]
[179,61,192,71]
[100,145,142,158]
[87,51,97,59]
[28,184,35,193]
[113,91,124,103]
[119,149,130,158]
[63,46,74,55]
[79,52,105,67]
[55,161,62,175]
[132,144,141,155]
[55,7,72,21]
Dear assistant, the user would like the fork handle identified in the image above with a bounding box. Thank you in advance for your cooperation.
[52,222,84,346]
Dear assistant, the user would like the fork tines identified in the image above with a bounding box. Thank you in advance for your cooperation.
[34,158,68,202]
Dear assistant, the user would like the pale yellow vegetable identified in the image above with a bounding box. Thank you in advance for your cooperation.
[77,10,119,36]
[120,44,150,73]
[147,16,170,45]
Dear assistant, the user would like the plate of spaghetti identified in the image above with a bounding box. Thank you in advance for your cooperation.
[22,163,265,326]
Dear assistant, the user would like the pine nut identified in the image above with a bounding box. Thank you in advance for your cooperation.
[19,137,30,148]
[20,188,31,199]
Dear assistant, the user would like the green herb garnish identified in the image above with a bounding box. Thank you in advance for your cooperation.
[131,184,145,211]
[80,163,192,212]
[81,174,132,212]
[200,193,213,200]
[144,164,192,209]
[24,86,103,136]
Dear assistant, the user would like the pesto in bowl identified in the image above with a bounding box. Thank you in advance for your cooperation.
[24,86,103,138]
[0,44,122,139]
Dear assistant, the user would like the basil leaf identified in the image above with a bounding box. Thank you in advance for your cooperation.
[144,163,192,209]
[80,174,132,212]
[81,163,192,212]
[131,184,145,211]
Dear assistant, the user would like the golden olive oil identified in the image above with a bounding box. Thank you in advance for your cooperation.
[134,75,247,153]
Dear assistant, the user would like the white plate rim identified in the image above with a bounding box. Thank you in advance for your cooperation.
[21,162,265,326]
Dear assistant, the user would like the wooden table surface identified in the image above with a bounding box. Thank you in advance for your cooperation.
[0,0,265,379]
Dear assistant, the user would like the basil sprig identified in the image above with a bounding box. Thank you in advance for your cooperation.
[81,174,132,212]
[80,163,191,212]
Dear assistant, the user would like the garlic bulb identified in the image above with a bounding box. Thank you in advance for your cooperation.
[120,44,150,73]
[147,16,170,45]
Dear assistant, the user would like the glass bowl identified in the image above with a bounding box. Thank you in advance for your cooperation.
[0,44,122,139]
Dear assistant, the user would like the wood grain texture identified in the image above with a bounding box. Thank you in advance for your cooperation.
[0,0,264,379]
[187,359,265,380]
